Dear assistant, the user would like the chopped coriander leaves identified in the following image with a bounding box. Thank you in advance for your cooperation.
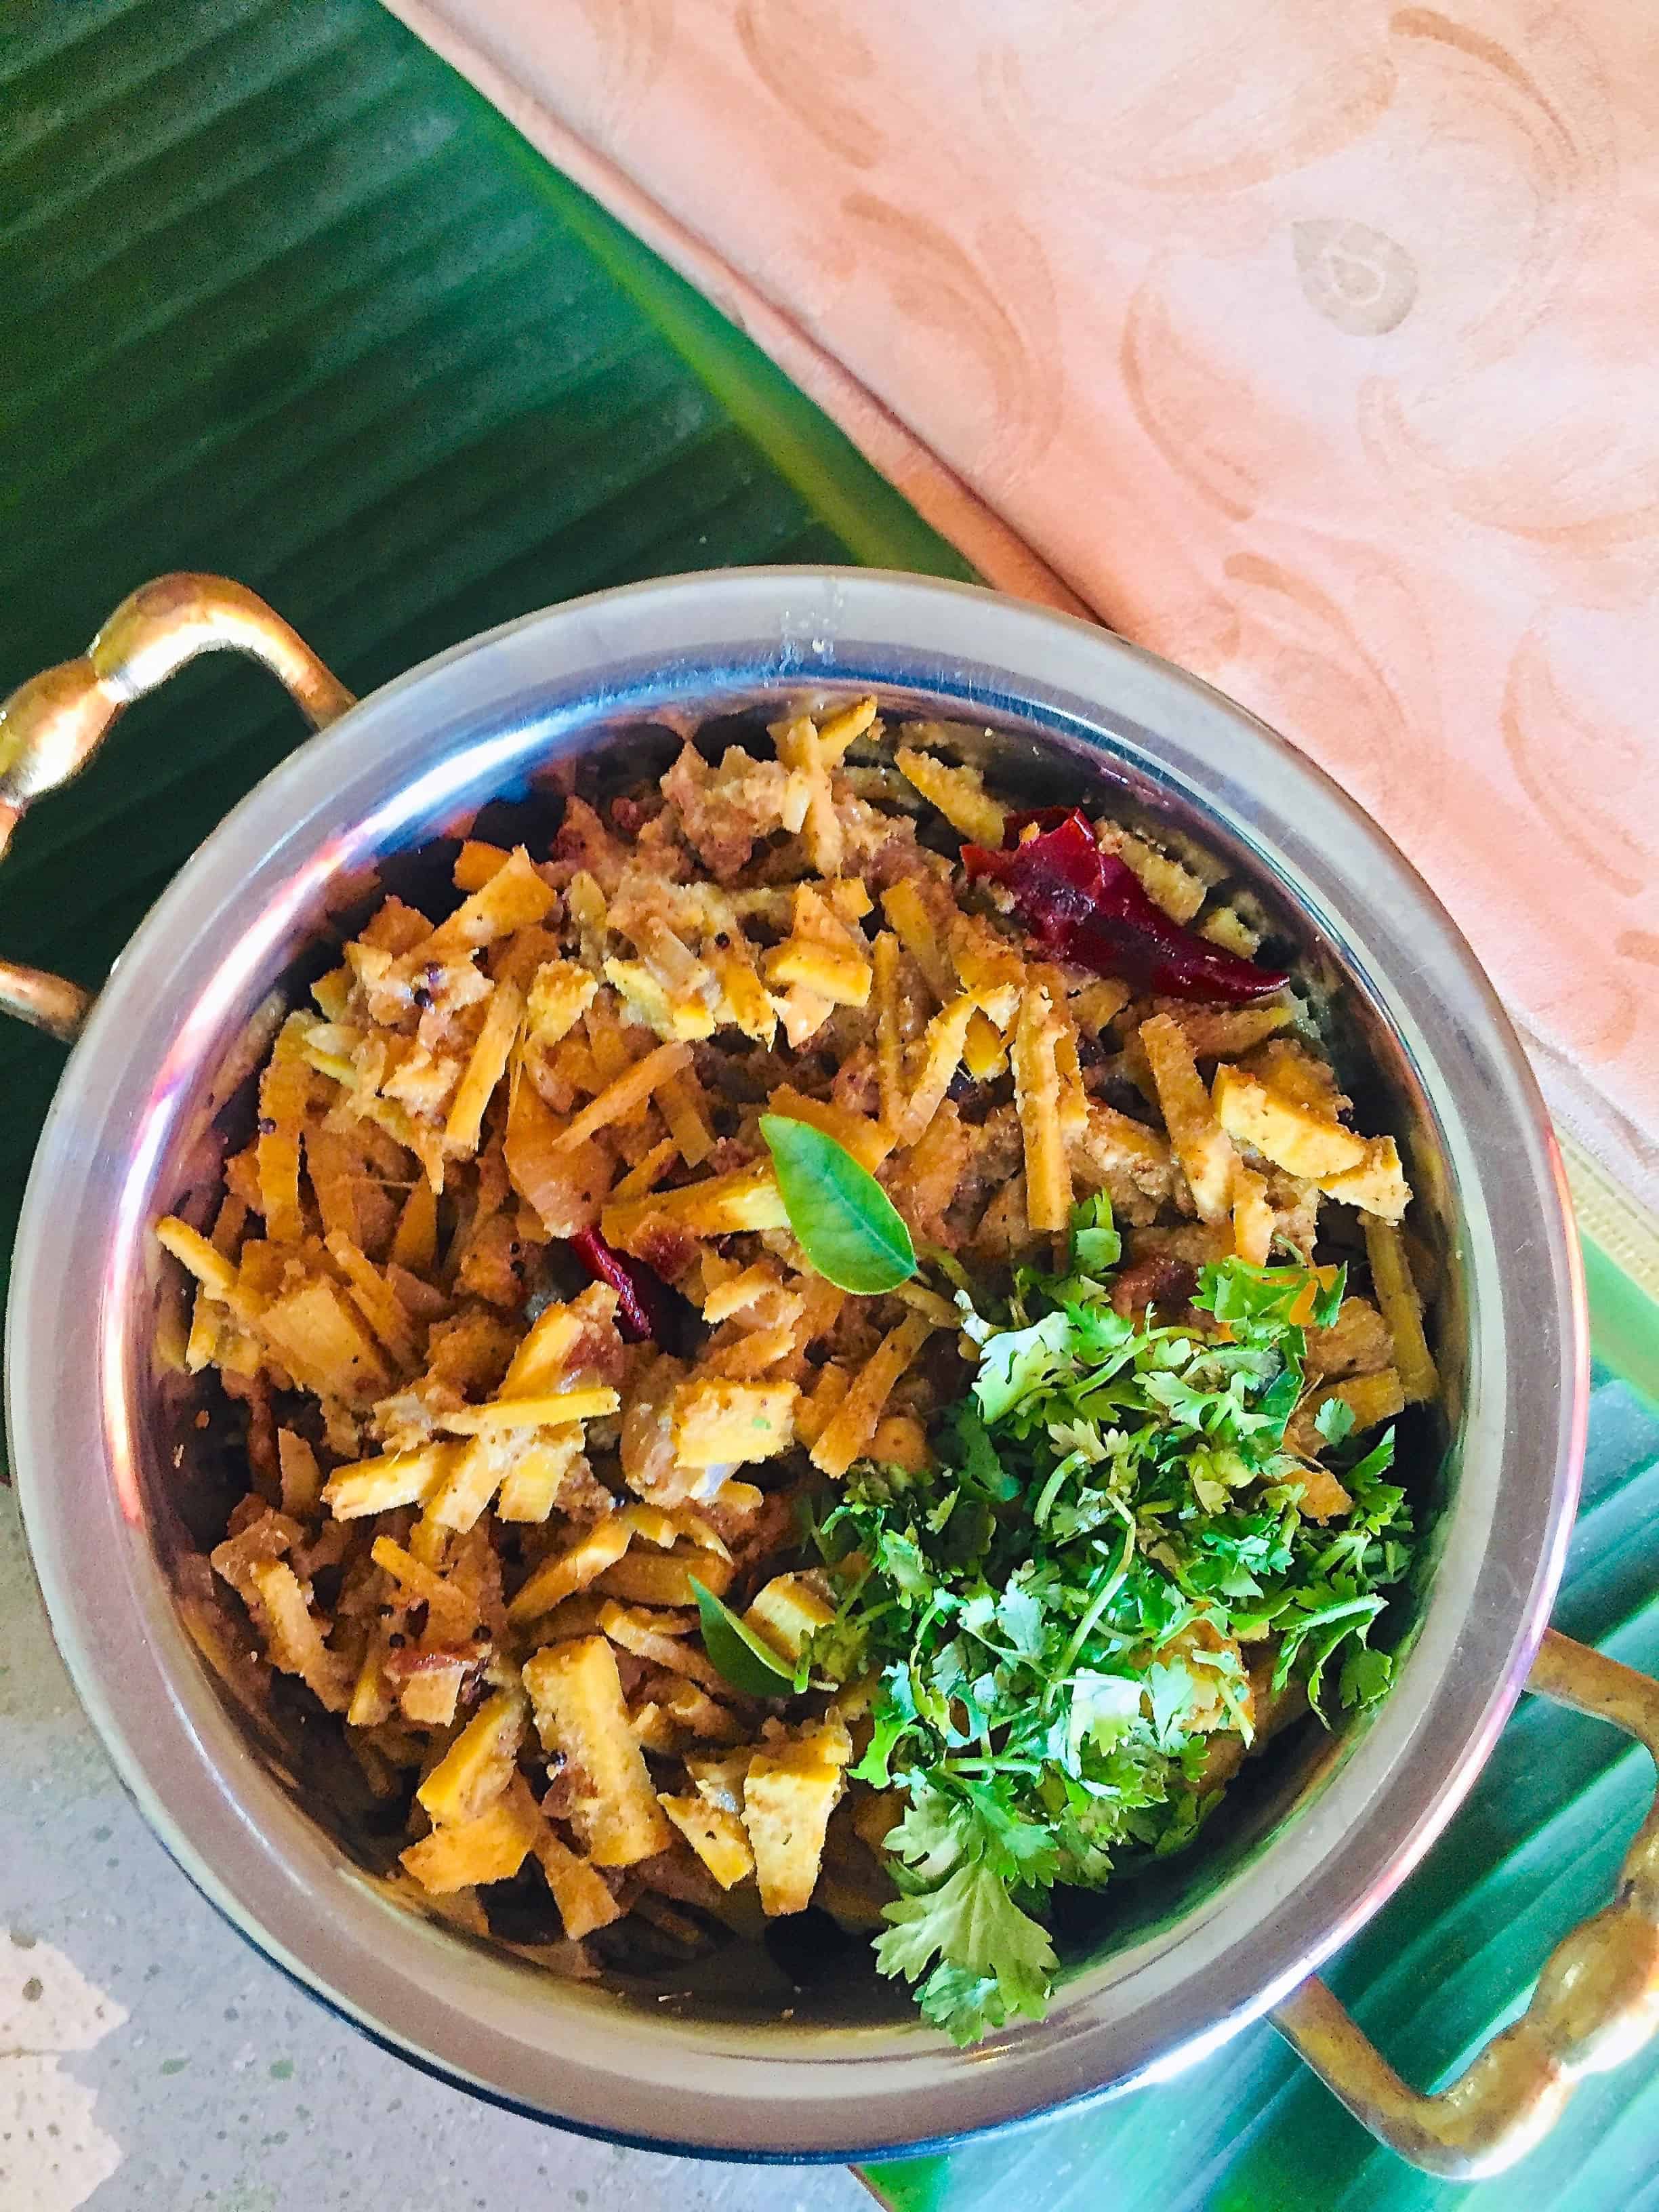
[1069,1189,1122,1274]
[1315,1395,1357,1444]
[808,1229,1417,2046]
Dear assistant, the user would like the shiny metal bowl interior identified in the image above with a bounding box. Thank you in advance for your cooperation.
[7,570,1584,2157]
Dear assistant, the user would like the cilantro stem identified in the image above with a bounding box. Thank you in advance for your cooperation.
[1285,1595,1383,1635]
[1033,1462,1071,1529]
[1271,1595,1385,1690]
[849,1595,895,1631]
[1044,1500,1137,1713]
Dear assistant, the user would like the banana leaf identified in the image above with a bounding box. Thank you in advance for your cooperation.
[3,9,1658,2209]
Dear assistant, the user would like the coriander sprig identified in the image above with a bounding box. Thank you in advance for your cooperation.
[808,1202,1414,2044]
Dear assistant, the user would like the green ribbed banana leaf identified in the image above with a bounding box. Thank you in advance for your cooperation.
[3,7,1658,2209]
[0,0,970,1290]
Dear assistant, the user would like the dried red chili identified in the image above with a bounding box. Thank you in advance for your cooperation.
[964,809,1287,1003]
[569,1225,674,1343]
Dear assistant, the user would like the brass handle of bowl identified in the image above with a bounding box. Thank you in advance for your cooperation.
[1273,1629,1659,2177]
[0,573,354,1042]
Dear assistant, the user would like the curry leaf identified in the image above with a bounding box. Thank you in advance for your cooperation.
[689,1577,796,1697]
[759,1113,916,1294]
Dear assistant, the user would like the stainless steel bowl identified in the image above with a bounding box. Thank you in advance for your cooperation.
[3,568,1612,2167]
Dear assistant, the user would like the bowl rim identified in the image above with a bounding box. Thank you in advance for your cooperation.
[7,566,1588,2156]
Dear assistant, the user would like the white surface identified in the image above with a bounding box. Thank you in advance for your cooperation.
[0,1491,868,2212]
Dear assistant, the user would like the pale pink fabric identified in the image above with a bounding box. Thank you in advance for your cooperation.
[390,0,1659,1211]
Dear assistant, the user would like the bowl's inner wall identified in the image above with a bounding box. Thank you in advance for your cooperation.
[137,683,1460,2030]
